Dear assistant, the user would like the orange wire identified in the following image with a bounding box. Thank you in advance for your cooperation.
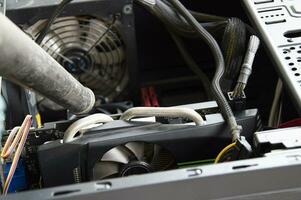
[1,127,21,159]
[1,115,32,195]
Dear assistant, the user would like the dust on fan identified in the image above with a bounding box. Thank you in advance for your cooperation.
[93,142,176,180]
[27,16,129,102]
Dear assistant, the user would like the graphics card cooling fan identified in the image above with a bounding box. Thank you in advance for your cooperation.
[93,142,176,179]
[27,16,128,102]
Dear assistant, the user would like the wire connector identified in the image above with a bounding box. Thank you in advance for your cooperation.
[235,136,252,159]
[233,35,260,98]
[227,91,246,111]
[214,136,252,163]
[238,35,260,84]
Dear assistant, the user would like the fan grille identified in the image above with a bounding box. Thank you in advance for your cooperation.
[92,142,176,180]
[27,16,128,101]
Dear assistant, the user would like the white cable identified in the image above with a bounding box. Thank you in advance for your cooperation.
[120,107,206,126]
[268,79,283,127]
[276,100,283,127]
[63,113,114,143]
[233,35,260,98]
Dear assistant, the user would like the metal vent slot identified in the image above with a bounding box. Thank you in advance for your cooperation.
[258,8,282,13]
[258,7,287,25]
[53,189,80,197]
[254,0,274,4]
[284,30,301,38]
[265,19,286,25]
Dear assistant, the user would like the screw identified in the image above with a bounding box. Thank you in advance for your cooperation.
[96,182,112,190]
[187,168,202,177]
[123,4,133,15]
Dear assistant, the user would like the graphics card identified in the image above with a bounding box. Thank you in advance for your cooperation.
[37,107,260,187]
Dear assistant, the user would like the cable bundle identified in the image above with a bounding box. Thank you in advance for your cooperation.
[1,115,32,195]
[136,0,257,161]
[222,18,247,87]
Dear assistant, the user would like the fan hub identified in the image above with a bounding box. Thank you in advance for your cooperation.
[120,161,153,177]
[62,49,92,75]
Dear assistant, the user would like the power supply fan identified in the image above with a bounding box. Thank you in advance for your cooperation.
[27,16,128,102]
[93,142,176,180]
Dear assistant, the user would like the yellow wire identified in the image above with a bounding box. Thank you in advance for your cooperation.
[214,142,236,164]
[35,113,42,128]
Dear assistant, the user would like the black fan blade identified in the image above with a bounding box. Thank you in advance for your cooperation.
[93,161,120,180]
[151,144,161,162]
[101,146,132,164]
[125,142,146,161]
[151,144,176,171]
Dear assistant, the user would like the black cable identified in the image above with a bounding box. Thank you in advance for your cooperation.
[138,0,256,39]
[166,0,241,140]
[161,0,227,22]
[161,6,250,93]
[189,10,227,22]
[143,0,227,38]
[35,0,73,44]
[169,32,213,99]
[95,107,111,115]
[86,16,117,54]
[99,103,130,112]
[153,0,198,36]
[221,18,246,88]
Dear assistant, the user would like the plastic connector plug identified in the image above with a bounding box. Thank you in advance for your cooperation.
[227,91,246,111]
[235,136,253,159]
[217,136,253,162]
[233,35,260,98]
[237,35,260,85]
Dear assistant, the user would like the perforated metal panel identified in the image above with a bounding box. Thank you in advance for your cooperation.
[243,0,301,111]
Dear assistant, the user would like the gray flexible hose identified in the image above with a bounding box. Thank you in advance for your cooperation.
[120,107,206,126]
[167,0,241,140]
[0,13,95,114]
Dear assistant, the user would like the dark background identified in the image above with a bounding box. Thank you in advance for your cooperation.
[134,0,281,123]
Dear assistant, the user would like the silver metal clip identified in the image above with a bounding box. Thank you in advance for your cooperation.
[0,0,6,15]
